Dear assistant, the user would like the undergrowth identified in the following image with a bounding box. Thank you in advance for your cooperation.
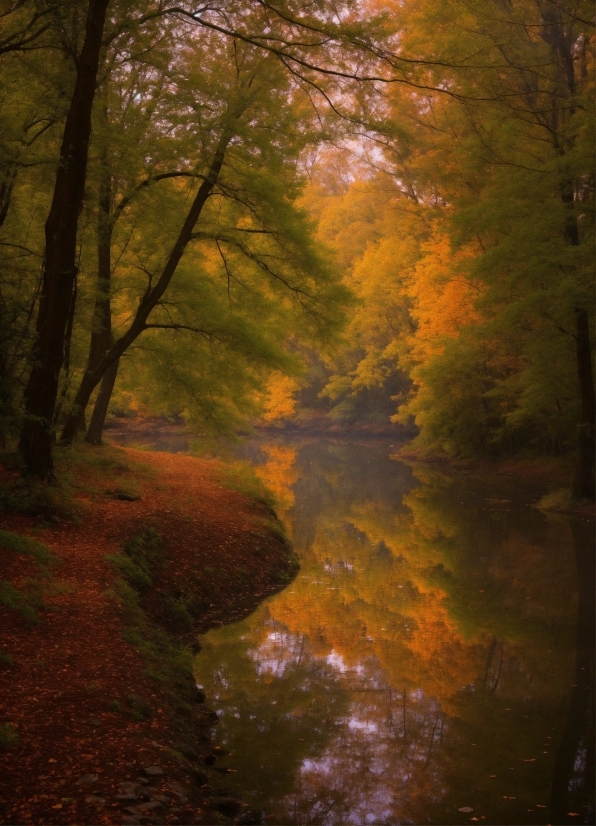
[0,451,76,518]
[0,443,149,518]
[0,529,57,623]
[0,723,19,751]
[106,528,163,591]
[106,530,198,722]
[0,529,56,568]
[217,460,277,511]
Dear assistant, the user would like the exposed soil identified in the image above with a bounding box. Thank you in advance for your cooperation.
[0,447,295,825]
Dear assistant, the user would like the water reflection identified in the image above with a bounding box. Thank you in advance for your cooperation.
[194,440,594,825]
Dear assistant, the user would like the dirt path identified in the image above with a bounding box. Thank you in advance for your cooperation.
[0,448,291,825]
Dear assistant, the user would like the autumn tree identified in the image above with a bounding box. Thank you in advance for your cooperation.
[300,0,594,496]
[6,0,408,477]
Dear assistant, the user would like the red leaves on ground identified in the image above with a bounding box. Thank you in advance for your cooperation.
[0,448,287,824]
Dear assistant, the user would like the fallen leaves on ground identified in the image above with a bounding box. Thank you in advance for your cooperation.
[0,447,290,824]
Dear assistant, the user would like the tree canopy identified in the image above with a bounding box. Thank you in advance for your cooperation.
[0,0,593,496]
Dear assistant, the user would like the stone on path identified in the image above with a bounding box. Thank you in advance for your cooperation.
[142,765,165,777]
[76,773,99,785]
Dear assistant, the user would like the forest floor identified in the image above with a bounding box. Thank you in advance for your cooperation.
[0,446,296,826]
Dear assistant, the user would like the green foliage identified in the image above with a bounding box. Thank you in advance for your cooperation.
[105,553,151,590]
[164,596,195,632]
[0,523,56,627]
[217,461,278,510]
[0,723,19,751]
[303,0,594,466]
[111,576,196,704]
[0,580,44,623]
[0,529,54,568]
[105,575,197,729]
[0,463,74,518]
[106,528,163,591]
[0,3,364,465]
[0,0,592,473]
[123,527,162,561]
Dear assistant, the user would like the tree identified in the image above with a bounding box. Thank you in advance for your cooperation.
[395,0,594,492]
[10,0,406,476]
[17,0,111,477]
[301,0,594,494]
[56,34,351,445]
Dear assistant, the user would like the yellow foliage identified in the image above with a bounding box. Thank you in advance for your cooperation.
[260,373,299,423]
[253,444,298,511]
[407,231,481,365]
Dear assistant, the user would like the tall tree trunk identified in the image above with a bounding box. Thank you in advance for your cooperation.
[541,9,594,499]
[18,0,110,478]
[0,351,8,449]
[88,158,113,372]
[572,308,595,500]
[550,521,595,820]
[0,168,17,228]
[561,190,595,500]
[60,127,233,445]
[75,123,114,437]
[85,357,119,445]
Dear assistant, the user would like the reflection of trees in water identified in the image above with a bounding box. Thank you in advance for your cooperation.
[197,441,590,824]
[550,522,595,825]
[195,611,351,809]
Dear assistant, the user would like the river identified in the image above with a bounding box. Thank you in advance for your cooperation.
[193,437,593,826]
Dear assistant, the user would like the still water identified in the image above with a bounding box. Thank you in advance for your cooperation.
[194,439,595,825]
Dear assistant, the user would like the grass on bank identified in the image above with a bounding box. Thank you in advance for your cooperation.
[0,443,149,629]
[0,528,58,624]
[0,723,19,751]
[216,459,278,511]
[105,528,206,734]
[0,442,150,520]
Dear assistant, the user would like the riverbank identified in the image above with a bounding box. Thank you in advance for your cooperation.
[0,446,296,825]
[103,413,594,520]
[395,447,595,519]
[103,411,414,449]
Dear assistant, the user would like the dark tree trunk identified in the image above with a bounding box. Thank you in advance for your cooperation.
[550,521,595,820]
[561,190,595,500]
[60,128,232,445]
[85,357,118,445]
[18,0,110,478]
[74,128,114,439]
[0,352,8,449]
[0,168,17,228]
[572,308,595,500]
[87,93,113,378]
[538,9,594,499]
[61,276,78,378]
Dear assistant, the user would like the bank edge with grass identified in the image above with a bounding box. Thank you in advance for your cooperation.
[103,492,298,819]
[0,443,299,823]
